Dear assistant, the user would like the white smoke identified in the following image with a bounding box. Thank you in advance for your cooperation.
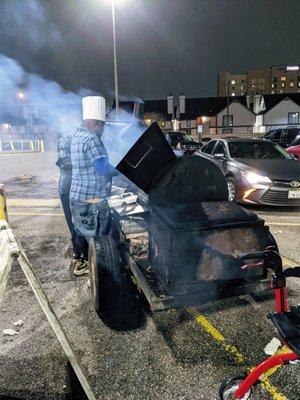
[0,54,95,136]
[0,0,60,50]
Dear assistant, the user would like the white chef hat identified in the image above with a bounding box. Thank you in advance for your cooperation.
[82,96,106,121]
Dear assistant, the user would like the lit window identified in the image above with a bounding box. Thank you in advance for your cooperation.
[281,76,286,81]
[288,112,299,124]
[241,92,244,95]
[271,90,276,94]
[290,82,294,87]
[272,83,275,88]
[231,80,236,84]
[298,82,300,87]
[241,85,244,90]
[281,83,285,88]
[251,84,255,89]
[231,93,235,96]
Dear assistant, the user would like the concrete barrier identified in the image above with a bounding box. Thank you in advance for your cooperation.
[0,220,96,400]
[0,184,7,222]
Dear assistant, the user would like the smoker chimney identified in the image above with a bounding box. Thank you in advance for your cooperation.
[246,95,251,110]
[179,92,185,115]
[253,94,265,114]
[167,93,174,115]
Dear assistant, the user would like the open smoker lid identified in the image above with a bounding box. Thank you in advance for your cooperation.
[116,122,176,193]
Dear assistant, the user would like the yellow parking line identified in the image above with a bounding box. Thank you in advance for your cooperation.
[282,256,299,268]
[267,222,300,227]
[188,307,287,400]
[189,308,245,364]
[9,212,64,217]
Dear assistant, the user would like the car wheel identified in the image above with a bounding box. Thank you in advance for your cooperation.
[226,176,236,202]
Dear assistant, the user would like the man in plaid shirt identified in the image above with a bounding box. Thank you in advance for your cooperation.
[69,96,116,276]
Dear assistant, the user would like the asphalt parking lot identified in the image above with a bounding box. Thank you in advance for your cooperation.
[1,152,300,400]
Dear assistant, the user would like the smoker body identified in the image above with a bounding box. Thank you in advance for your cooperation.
[148,202,272,289]
[112,123,277,310]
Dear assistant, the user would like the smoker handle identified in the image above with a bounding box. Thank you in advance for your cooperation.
[285,267,300,278]
[237,251,265,261]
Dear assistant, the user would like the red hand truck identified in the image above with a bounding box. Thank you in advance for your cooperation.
[219,248,300,400]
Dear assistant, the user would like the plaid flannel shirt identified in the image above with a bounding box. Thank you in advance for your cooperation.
[69,126,111,202]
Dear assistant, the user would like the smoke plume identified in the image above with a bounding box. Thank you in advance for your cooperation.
[0,54,92,135]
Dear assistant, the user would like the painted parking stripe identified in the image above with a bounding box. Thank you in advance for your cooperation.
[282,257,299,268]
[9,212,64,216]
[267,222,300,227]
[188,307,287,400]
[188,308,245,364]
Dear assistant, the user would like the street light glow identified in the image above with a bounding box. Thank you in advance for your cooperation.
[17,91,25,100]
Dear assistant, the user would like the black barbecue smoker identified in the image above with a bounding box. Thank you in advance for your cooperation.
[88,123,277,311]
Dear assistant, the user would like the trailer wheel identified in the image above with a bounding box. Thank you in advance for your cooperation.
[88,235,121,313]
[219,375,251,400]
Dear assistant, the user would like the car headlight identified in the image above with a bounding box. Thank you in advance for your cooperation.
[241,171,272,185]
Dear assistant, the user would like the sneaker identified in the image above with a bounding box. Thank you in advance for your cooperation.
[73,260,89,276]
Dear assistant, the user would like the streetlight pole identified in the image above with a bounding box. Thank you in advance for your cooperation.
[111,0,120,120]
[226,80,230,133]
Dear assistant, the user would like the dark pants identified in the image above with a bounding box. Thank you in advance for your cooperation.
[70,199,111,240]
[60,194,89,260]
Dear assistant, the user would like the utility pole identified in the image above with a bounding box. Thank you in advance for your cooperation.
[226,79,230,133]
[112,0,119,120]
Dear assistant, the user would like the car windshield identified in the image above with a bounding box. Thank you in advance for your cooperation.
[183,134,193,142]
[228,141,293,160]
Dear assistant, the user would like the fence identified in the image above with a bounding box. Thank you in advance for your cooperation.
[0,139,44,152]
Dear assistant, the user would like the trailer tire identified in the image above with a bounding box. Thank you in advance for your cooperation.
[88,235,121,313]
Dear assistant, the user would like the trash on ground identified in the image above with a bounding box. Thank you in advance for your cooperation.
[13,319,24,327]
[264,337,281,355]
[15,173,36,182]
[3,329,20,336]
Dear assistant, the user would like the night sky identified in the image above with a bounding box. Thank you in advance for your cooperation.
[0,0,299,100]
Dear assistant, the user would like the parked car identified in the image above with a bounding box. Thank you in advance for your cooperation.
[165,132,184,157]
[286,145,300,160]
[166,131,200,155]
[264,128,300,148]
[198,138,300,206]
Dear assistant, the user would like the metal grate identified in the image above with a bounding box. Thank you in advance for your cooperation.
[262,189,300,205]
[273,180,295,188]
